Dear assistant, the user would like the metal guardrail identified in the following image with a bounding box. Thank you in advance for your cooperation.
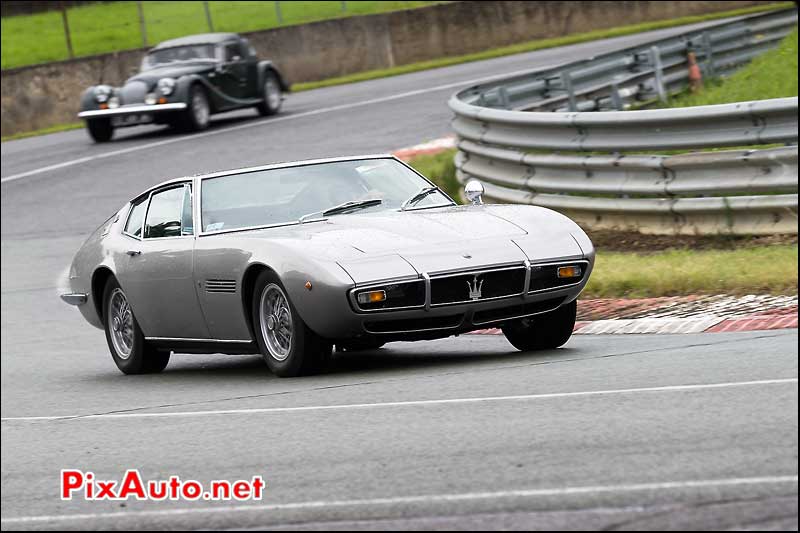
[449,8,799,235]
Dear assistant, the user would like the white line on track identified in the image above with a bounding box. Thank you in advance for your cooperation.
[2,377,795,422]
[1,475,796,524]
[0,66,549,184]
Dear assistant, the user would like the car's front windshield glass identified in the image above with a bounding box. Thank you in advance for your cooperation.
[142,44,216,70]
[200,158,453,233]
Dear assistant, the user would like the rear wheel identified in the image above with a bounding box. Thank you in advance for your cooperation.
[256,71,282,116]
[502,300,577,351]
[252,271,331,377]
[102,278,170,374]
[86,118,114,142]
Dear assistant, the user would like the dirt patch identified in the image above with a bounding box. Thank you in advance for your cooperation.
[585,230,798,253]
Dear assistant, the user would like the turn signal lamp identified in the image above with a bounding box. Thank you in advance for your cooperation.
[557,265,582,279]
[357,290,386,305]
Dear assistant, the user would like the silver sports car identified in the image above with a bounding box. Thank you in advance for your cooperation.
[61,155,595,377]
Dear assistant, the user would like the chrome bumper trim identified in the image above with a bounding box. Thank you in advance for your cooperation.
[60,293,88,306]
[78,103,187,118]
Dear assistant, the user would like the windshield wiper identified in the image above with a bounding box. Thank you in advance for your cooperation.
[401,186,440,211]
[299,199,383,223]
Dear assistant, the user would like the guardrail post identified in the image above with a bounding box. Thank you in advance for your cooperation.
[561,71,577,112]
[203,1,214,32]
[610,82,623,110]
[60,1,74,59]
[497,87,510,110]
[650,46,667,103]
[701,32,716,79]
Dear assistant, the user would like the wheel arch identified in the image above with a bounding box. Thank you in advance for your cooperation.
[91,266,116,325]
[240,262,277,341]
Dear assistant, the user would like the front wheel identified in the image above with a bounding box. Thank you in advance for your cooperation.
[256,71,282,116]
[502,300,577,351]
[86,118,114,142]
[180,85,211,131]
[252,271,331,377]
[102,278,170,374]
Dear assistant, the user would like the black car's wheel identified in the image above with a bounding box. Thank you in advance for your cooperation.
[501,300,577,351]
[102,278,170,374]
[181,84,211,131]
[256,71,282,116]
[86,118,114,143]
[252,271,331,377]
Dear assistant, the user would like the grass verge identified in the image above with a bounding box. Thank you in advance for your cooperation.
[292,2,794,92]
[1,1,441,69]
[666,27,798,107]
[0,121,83,142]
[583,245,798,298]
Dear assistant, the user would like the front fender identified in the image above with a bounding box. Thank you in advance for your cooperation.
[257,61,290,92]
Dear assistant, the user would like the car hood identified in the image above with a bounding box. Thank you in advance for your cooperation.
[126,63,214,87]
[239,205,586,284]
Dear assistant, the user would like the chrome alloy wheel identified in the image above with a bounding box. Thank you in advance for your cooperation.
[192,90,210,127]
[109,288,134,359]
[259,283,293,361]
[265,76,281,110]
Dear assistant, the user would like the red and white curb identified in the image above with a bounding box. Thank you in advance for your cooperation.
[470,295,798,336]
[393,136,456,161]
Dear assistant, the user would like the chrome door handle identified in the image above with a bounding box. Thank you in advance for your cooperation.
[126,250,142,256]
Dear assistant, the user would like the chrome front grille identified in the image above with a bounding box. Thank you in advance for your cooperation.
[119,81,148,104]
[205,279,237,294]
[429,264,527,307]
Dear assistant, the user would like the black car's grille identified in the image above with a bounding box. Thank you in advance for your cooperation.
[120,81,148,104]
[430,265,526,306]
[528,261,588,293]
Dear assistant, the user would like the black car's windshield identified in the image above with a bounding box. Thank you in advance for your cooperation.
[200,158,453,233]
[142,44,216,70]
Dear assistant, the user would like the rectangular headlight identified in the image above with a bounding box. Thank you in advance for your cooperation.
[557,265,582,279]
[357,290,386,305]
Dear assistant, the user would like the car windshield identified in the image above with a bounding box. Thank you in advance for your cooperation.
[142,44,216,70]
[200,158,453,233]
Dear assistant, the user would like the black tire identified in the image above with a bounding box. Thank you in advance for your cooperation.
[102,278,170,374]
[181,84,211,131]
[86,118,114,142]
[336,340,386,352]
[256,71,282,116]
[251,270,331,377]
[501,299,577,351]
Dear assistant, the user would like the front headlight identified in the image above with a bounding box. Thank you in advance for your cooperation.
[157,78,176,96]
[353,280,426,311]
[93,85,112,103]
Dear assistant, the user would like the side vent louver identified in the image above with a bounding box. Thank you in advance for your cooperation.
[206,279,237,294]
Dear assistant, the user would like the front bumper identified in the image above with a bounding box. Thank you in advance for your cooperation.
[77,103,187,119]
[60,293,88,306]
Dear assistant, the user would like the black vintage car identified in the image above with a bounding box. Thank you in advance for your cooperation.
[78,33,290,142]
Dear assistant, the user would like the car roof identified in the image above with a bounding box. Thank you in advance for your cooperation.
[151,33,239,51]
[133,154,400,201]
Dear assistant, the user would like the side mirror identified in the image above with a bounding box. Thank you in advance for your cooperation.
[464,180,484,205]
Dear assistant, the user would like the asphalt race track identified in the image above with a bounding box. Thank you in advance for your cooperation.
[2,18,798,530]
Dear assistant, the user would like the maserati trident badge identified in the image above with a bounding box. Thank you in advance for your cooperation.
[467,275,484,301]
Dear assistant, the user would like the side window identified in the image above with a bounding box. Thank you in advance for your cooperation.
[124,197,148,238]
[144,187,184,239]
[241,38,256,57]
[224,43,242,62]
[181,184,193,236]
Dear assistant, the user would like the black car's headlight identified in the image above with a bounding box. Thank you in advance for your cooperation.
[353,280,426,311]
[93,85,112,104]
[157,78,176,96]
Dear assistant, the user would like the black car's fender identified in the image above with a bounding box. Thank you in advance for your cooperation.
[257,61,290,92]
